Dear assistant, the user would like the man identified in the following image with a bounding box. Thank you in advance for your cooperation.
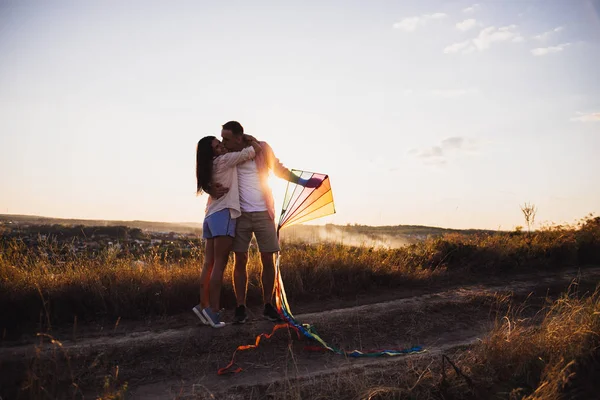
[216,121,319,323]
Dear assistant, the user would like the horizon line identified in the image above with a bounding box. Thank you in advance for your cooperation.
[0,212,497,232]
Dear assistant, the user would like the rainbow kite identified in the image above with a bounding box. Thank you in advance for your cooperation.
[218,170,423,375]
[278,170,336,229]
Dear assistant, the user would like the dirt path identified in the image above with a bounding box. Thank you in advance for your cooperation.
[1,267,599,399]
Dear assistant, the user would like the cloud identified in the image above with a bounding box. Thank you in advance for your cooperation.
[410,136,478,165]
[456,18,478,31]
[533,26,564,41]
[531,42,570,56]
[473,25,524,49]
[463,4,480,13]
[442,136,478,151]
[570,111,600,122]
[443,40,473,54]
[419,145,444,158]
[393,13,447,32]
[441,137,465,148]
[444,25,524,54]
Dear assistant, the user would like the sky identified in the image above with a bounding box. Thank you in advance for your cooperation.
[1,0,599,230]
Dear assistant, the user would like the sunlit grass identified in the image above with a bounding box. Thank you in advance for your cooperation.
[474,284,600,399]
[1,216,598,335]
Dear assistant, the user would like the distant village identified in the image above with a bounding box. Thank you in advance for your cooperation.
[0,219,203,259]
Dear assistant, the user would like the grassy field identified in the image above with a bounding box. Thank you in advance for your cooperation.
[1,215,599,399]
[1,215,599,334]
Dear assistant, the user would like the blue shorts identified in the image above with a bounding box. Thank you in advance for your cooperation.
[202,209,236,239]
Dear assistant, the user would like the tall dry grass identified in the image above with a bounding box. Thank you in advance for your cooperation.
[13,332,128,400]
[245,283,600,399]
[475,282,600,399]
[1,216,599,335]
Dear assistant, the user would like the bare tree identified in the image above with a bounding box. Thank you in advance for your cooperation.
[520,202,537,233]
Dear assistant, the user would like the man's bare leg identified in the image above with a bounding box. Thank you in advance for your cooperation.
[233,252,249,306]
[260,252,276,305]
[260,251,282,321]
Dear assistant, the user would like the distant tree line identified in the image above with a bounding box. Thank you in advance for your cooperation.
[4,224,149,240]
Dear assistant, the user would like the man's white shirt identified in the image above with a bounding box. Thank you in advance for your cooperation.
[237,159,267,212]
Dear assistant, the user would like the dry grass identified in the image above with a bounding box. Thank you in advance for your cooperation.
[14,332,128,400]
[476,282,600,399]
[241,284,600,399]
[0,240,442,335]
[1,216,599,335]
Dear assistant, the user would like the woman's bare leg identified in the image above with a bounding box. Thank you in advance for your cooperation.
[199,238,214,308]
[209,235,233,312]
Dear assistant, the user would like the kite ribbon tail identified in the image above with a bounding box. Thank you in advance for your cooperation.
[274,252,283,313]
[275,253,295,320]
[217,323,290,375]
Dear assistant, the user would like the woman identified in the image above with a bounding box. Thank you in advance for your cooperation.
[192,134,261,328]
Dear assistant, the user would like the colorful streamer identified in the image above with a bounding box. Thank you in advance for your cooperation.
[218,171,423,375]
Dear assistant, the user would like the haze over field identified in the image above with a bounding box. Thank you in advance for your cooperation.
[3,213,487,248]
[1,0,599,229]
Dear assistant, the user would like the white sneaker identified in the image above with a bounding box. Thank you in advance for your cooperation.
[201,307,226,328]
[192,304,209,325]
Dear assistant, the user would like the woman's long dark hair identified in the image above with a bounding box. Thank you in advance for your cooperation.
[196,136,216,195]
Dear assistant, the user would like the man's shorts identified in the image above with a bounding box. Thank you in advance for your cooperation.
[202,209,236,239]
[232,211,280,253]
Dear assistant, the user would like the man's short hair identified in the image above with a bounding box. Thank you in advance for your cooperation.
[222,121,244,136]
